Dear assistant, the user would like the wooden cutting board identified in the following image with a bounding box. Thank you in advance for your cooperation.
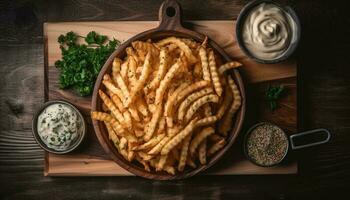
[43,20,297,176]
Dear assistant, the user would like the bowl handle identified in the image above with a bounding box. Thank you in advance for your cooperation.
[157,0,186,31]
[289,128,331,150]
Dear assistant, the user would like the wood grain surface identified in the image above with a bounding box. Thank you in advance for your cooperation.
[44,19,296,177]
[1,0,350,199]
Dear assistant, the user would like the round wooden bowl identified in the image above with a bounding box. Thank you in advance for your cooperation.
[91,0,246,180]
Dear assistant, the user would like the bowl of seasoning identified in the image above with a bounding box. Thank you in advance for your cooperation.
[244,122,331,167]
[236,0,300,63]
[32,100,86,154]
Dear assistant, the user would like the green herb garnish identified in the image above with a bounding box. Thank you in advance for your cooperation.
[266,85,286,111]
[55,31,120,96]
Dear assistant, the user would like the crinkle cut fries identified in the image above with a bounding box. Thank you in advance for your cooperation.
[92,36,242,174]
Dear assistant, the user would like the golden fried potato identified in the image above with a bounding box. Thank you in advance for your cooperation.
[92,36,242,175]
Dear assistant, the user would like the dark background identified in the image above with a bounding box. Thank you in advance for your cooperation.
[1,0,350,199]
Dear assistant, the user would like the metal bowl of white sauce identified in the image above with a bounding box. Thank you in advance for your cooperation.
[32,100,86,154]
[236,0,301,64]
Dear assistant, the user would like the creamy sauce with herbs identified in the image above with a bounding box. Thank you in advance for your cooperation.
[37,103,82,151]
[242,3,295,60]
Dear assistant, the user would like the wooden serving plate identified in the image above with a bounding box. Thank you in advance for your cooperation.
[43,8,297,178]
[92,0,245,180]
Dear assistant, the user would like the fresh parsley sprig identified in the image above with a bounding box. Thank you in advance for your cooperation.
[55,31,120,96]
[266,85,286,111]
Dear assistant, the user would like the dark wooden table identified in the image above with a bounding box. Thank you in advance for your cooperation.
[1,0,350,199]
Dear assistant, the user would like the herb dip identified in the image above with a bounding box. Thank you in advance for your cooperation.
[37,103,82,151]
[242,3,296,60]
[246,123,288,166]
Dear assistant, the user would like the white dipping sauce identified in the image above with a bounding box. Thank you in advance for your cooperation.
[242,3,295,60]
[37,103,82,151]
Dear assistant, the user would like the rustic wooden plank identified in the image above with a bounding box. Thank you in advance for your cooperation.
[44,20,297,176]
[46,21,296,83]
[46,153,297,176]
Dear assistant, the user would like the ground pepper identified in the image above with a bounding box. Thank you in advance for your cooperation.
[246,123,288,166]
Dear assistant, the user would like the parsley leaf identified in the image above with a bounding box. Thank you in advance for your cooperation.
[85,31,108,45]
[266,85,286,111]
[55,31,120,96]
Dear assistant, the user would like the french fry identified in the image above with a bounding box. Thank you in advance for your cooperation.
[157,117,166,134]
[126,47,140,64]
[102,103,109,112]
[215,85,233,120]
[155,61,182,106]
[104,122,119,144]
[175,81,209,104]
[164,43,178,52]
[196,116,218,127]
[91,111,125,135]
[138,151,154,161]
[218,61,242,75]
[181,38,200,49]
[136,155,150,172]
[128,106,140,122]
[167,126,181,137]
[132,41,160,57]
[102,77,123,99]
[184,94,219,123]
[219,77,242,135]
[119,137,128,150]
[164,82,190,127]
[112,58,122,75]
[148,48,169,90]
[136,98,149,117]
[156,154,168,171]
[161,118,198,155]
[208,139,226,156]
[118,148,129,161]
[189,127,215,155]
[148,135,172,155]
[122,110,132,128]
[98,90,126,126]
[156,37,197,63]
[178,133,192,171]
[144,106,162,141]
[127,150,135,162]
[110,93,125,112]
[198,139,207,164]
[127,56,138,90]
[199,47,211,82]
[208,49,223,96]
[126,52,152,106]
[120,57,129,80]
[164,166,175,175]
[148,104,156,113]
[178,87,213,121]
[134,134,165,150]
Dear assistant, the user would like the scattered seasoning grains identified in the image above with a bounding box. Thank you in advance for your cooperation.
[246,124,288,166]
